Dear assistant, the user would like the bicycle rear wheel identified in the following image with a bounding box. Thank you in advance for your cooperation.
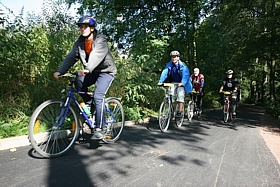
[103,98,125,143]
[158,100,171,132]
[175,102,185,127]
[223,103,230,123]
[28,99,79,158]
[187,101,194,122]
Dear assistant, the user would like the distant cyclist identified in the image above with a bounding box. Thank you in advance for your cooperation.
[190,68,205,114]
[157,50,192,118]
[219,69,238,116]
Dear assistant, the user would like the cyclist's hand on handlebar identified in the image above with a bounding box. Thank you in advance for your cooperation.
[178,83,184,87]
[54,72,61,79]
[157,83,163,86]
[78,69,90,76]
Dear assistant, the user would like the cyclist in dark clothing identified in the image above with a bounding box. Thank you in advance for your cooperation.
[219,69,238,116]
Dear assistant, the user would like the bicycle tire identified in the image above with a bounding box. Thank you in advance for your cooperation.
[187,101,194,122]
[223,103,230,123]
[175,102,184,127]
[28,99,79,158]
[102,98,125,143]
[158,100,171,132]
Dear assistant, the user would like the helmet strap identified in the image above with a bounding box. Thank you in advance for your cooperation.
[82,32,93,39]
[83,26,95,39]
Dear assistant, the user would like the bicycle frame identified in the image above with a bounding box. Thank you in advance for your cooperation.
[158,83,185,132]
[62,87,94,128]
[28,72,125,158]
[190,92,198,110]
[223,91,232,122]
[187,90,200,121]
[164,84,178,116]
[224,92,232,110]
[60,76,117,129]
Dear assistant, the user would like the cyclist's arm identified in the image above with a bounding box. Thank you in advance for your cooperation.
[219,85,224,93]
[58,43,79,75]
[233,78,238,92]
[181,66,192,94]
[200,74,205,88]
[158,62,171,83]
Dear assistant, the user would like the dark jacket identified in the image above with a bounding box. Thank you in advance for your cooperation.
[221,77,238,91]
[58,30,117,75]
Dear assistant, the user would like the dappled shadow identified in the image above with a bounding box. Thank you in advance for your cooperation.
[197,104,265,130]
[23,104,269,186]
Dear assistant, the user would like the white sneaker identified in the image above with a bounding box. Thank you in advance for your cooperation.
[90,128,105,140]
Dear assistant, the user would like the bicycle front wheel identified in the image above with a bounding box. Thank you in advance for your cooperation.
[223,103,230,123]
[187,101,194,122]
[28,99,79,158]
[158,100,171,132]
[103,98,125,143]
[175,102,185,127]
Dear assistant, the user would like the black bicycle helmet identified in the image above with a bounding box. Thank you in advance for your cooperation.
[170,50,180,56]
[226,69,233,75]
[76,16,96,26]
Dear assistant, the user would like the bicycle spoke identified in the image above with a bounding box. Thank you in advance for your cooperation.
[29,100,79,158]
[103,98,124,143]
[158,101,171,132]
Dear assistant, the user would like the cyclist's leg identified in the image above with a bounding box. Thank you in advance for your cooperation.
[94,73,114,130]
[196,94,200,109]
[190,92,193,102]
[90,74,114,140]
[223,98,230,123]
[74,73,97,105]
[197,93,202,113]
[231,92,238,116]
[176,86,185,117]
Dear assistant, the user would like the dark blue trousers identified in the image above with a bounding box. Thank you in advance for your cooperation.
[75,72,114,129]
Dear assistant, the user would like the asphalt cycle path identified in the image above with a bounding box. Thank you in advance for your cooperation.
[0,104,279,187]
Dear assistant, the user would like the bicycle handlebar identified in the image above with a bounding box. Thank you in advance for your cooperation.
[157,83,183,87]
[60,70,90,78]
[191,90,199,94]
[222,91,232,95]
[61,72,77,78]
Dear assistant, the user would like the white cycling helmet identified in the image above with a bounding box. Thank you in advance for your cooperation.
[226,69,233,75]
[170,50,180,56]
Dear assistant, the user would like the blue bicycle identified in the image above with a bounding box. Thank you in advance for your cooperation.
[28,72,125,158]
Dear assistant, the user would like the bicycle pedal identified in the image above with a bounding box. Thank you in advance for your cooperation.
[105,135,112,139]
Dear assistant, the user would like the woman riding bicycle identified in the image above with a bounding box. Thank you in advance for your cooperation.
[53,16,117,140]
[219,69,238,116]
[157,50,192,118]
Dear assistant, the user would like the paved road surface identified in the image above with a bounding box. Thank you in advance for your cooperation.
[0,104,279,187]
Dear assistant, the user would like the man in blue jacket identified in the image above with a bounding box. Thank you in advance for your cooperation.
[157,50,192,117]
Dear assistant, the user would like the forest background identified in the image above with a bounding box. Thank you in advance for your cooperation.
[0,0,279,138]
